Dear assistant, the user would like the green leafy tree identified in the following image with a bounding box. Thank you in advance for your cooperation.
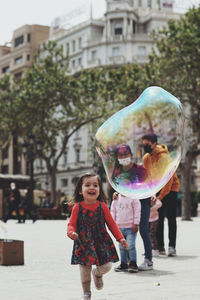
[142,6,200,219]
[18,41,111,203]
[0,75,22,173]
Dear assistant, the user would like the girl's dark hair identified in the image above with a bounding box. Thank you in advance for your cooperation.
[72,172,108,203]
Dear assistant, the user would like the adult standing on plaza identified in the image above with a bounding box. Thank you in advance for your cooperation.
[155,172,180,256]
[139,133,170,270]
[21,188,37,223]
[3,182,22,223]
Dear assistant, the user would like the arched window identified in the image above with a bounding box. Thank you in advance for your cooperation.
[114,23,123,35]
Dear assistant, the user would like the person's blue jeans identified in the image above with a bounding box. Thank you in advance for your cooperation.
[119,228,137,264]
[139,198,152,261]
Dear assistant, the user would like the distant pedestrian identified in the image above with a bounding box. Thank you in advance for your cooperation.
[21,188,37,223]
[3,182,22,223]
[111,192,141,273]
[67,172,127,300]
[149,198,162,257]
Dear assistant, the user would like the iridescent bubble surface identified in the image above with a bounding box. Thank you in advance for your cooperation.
[95,86,184,199]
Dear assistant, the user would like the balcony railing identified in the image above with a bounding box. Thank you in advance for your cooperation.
[109,55,125,64]
[87,59,101,68]
[132,55,147,64]
[110,35,124,41]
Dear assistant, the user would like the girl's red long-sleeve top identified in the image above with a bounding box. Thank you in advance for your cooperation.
[67,200,124,242]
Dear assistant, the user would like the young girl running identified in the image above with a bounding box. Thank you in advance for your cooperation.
[67,173,127,300]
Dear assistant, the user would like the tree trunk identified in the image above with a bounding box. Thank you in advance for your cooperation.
[48,166,57,205]
[181,154,193,220]
[13,133,19,174]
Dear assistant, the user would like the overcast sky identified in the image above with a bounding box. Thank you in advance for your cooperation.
[0,0,199,45]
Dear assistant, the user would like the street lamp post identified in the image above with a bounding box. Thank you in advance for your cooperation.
[22,133,42,205]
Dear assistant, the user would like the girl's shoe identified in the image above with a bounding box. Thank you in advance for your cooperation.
[114,263,128,272]
[80,292,91,300]
[92,269,103,290]
[128,261,138,273]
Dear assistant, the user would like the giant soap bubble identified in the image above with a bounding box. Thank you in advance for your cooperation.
[95,86,184,199]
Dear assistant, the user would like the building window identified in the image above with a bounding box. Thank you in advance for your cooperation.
[75,149,80,163]
[139,0,142,7]
[38,159,44,171]
[2,66,9,74]
[78,57,82,66]
[2,145,8,159]
[14,35,24,47]
[66,42,70,54]
[147,0,152,7]
[78,37,82,49]
[72,40,76,52]
[18,161,22,174]
[162,0,173,8]
[114,23,123,35]
[27,33,31,43]
[14,72,22,80]
[27,54,30,61]
[133,21,136,34]
[91,50,97,61]
[15,56,23,65]
[2,165,8,174]
[112,47,120,56]
[72,176,79,186]
[72,60,76,68]
[61,179,68,187]
[138,46,146,56]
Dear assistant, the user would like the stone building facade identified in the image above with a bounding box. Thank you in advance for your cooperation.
[34,0,186,197]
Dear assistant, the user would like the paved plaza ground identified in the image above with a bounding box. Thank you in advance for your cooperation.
[0,217,200,300]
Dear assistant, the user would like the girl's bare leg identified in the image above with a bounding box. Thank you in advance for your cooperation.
[79,265,92,294]
[92,262,112,290]
[96,262,112,276]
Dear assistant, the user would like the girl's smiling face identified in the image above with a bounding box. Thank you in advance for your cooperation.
[80,175,100,204]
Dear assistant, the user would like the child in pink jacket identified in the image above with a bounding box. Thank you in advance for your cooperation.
[149,199,162,257]
[111,192,141,273]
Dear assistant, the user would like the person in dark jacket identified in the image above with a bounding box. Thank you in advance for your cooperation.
[3,182,22,223]
[21,188,37,223]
